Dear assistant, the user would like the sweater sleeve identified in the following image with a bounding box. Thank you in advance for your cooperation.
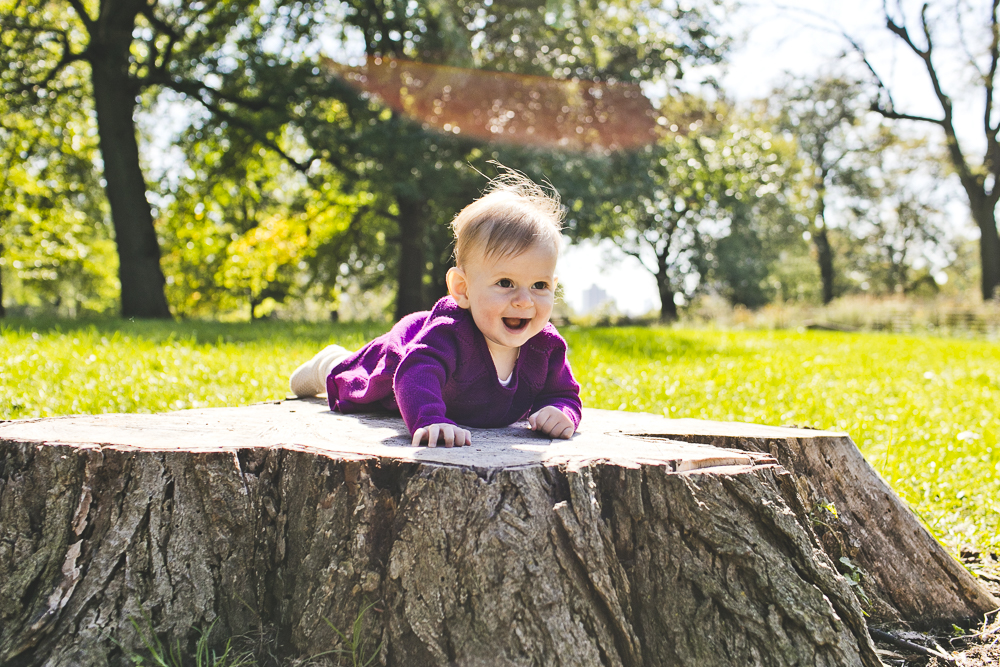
[392,325,460,434]
[530,337,583,429]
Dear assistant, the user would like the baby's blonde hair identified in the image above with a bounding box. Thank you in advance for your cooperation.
[452,168,564,267]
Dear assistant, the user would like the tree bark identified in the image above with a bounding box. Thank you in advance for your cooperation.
[814,224,835,305]
[88,0,171,319]
[813,186,836,305]
[0,403,903,667]
[395,193,429,319]
[656,258,678,322]
[970,196,1000,300]
[639,415,999,624]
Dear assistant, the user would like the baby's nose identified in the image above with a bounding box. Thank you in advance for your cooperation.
[511,287,532,306]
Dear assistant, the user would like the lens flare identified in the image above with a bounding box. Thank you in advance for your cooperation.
[323,56,659,152]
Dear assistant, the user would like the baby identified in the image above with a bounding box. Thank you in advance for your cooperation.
[289,172,582,447]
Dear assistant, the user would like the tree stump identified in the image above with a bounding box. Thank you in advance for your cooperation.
[617,415,1000,625]
[0,400,991,666]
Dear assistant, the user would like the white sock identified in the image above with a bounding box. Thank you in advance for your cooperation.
[289,344,352,397]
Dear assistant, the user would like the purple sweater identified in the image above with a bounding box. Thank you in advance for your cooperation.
[326,297,582,434]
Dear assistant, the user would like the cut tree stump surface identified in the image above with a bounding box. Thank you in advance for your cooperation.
[0,398,775,470]
[1,400,993,667]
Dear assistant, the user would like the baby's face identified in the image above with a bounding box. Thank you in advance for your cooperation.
[451,242,558,357]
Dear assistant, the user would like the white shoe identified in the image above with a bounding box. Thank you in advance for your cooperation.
[289,344,352,397]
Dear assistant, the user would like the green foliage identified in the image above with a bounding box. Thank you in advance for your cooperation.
[156,125,371,319]
[580,95,806,319]
[0,3,117,315]
[122,617,254,667]
[324,600,383,667]
[836,556,872,609]
[291,0,734,316]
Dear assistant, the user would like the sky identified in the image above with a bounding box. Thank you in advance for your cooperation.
[557,0,987,315]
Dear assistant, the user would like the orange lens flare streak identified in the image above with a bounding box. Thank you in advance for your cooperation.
[323,56,659,152]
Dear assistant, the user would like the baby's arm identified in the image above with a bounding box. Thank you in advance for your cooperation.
[394,333,472,448]
[528,336,583,439]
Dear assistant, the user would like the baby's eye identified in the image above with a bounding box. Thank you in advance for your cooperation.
[532,281,550,290]
[497,278,514,288]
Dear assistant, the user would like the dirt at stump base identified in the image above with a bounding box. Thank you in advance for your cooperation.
[874,551,999,667]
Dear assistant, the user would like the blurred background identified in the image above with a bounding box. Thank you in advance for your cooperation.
[3,0,999,332]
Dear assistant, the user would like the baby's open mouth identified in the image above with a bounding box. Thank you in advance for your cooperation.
[503,317,530,331]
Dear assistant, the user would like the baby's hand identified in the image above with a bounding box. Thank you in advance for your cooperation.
[528,406,576,439]
[412,423,472,448]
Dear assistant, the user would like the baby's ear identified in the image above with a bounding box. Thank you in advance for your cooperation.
[446,267,471,309]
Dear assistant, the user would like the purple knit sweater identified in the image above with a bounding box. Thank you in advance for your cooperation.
[326,296,582,434]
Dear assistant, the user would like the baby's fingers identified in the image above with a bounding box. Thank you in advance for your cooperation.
[443,426,473,447]
[412,424,473,447]
[552,422,575,439]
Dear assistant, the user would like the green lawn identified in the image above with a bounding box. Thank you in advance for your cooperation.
[2,318,997,556]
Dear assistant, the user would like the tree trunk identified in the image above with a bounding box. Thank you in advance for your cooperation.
[0,403,916,667]
[89,0,171,319]
[970,195,1000,300]
[813,225,835,304]
[656,262,678,322]
[0,242,6,317]
[640,415,999,624]
[395,193,428,319]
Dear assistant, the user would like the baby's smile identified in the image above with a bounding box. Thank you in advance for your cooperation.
[503,317,530,331]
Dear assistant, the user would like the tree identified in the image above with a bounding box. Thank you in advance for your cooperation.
[1,0,331,317]
[154,116,376,320]
[0,64,118,317]
[584,97,795,321]
[773,76,872,304]
[838,135,953,296]
[859,0,1000,300]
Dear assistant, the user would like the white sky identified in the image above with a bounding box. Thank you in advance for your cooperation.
[558,0,988,315]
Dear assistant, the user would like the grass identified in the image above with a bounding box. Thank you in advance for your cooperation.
[122,617,254,667]
[2,316,997,556]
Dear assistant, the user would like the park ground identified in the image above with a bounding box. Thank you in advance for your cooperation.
[2,317,998,665]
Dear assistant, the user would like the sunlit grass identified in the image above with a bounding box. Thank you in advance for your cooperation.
[0,317,388,417]
[2,317,997,556]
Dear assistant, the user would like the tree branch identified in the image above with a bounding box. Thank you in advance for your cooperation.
[620,246,656,276]
[986,0,999,167]
[871,1,980,192]
[139,5,181,42]
[65,0,95,32]
[165,78,311,173]
[874,108,945,125]
[37,29,89,90]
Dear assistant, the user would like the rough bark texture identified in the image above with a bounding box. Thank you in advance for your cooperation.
[626,415,1000,624]
[1,402,982,666]
[89,0,171,319]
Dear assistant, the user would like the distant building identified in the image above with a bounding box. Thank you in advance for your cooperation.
[581,284,615,315]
